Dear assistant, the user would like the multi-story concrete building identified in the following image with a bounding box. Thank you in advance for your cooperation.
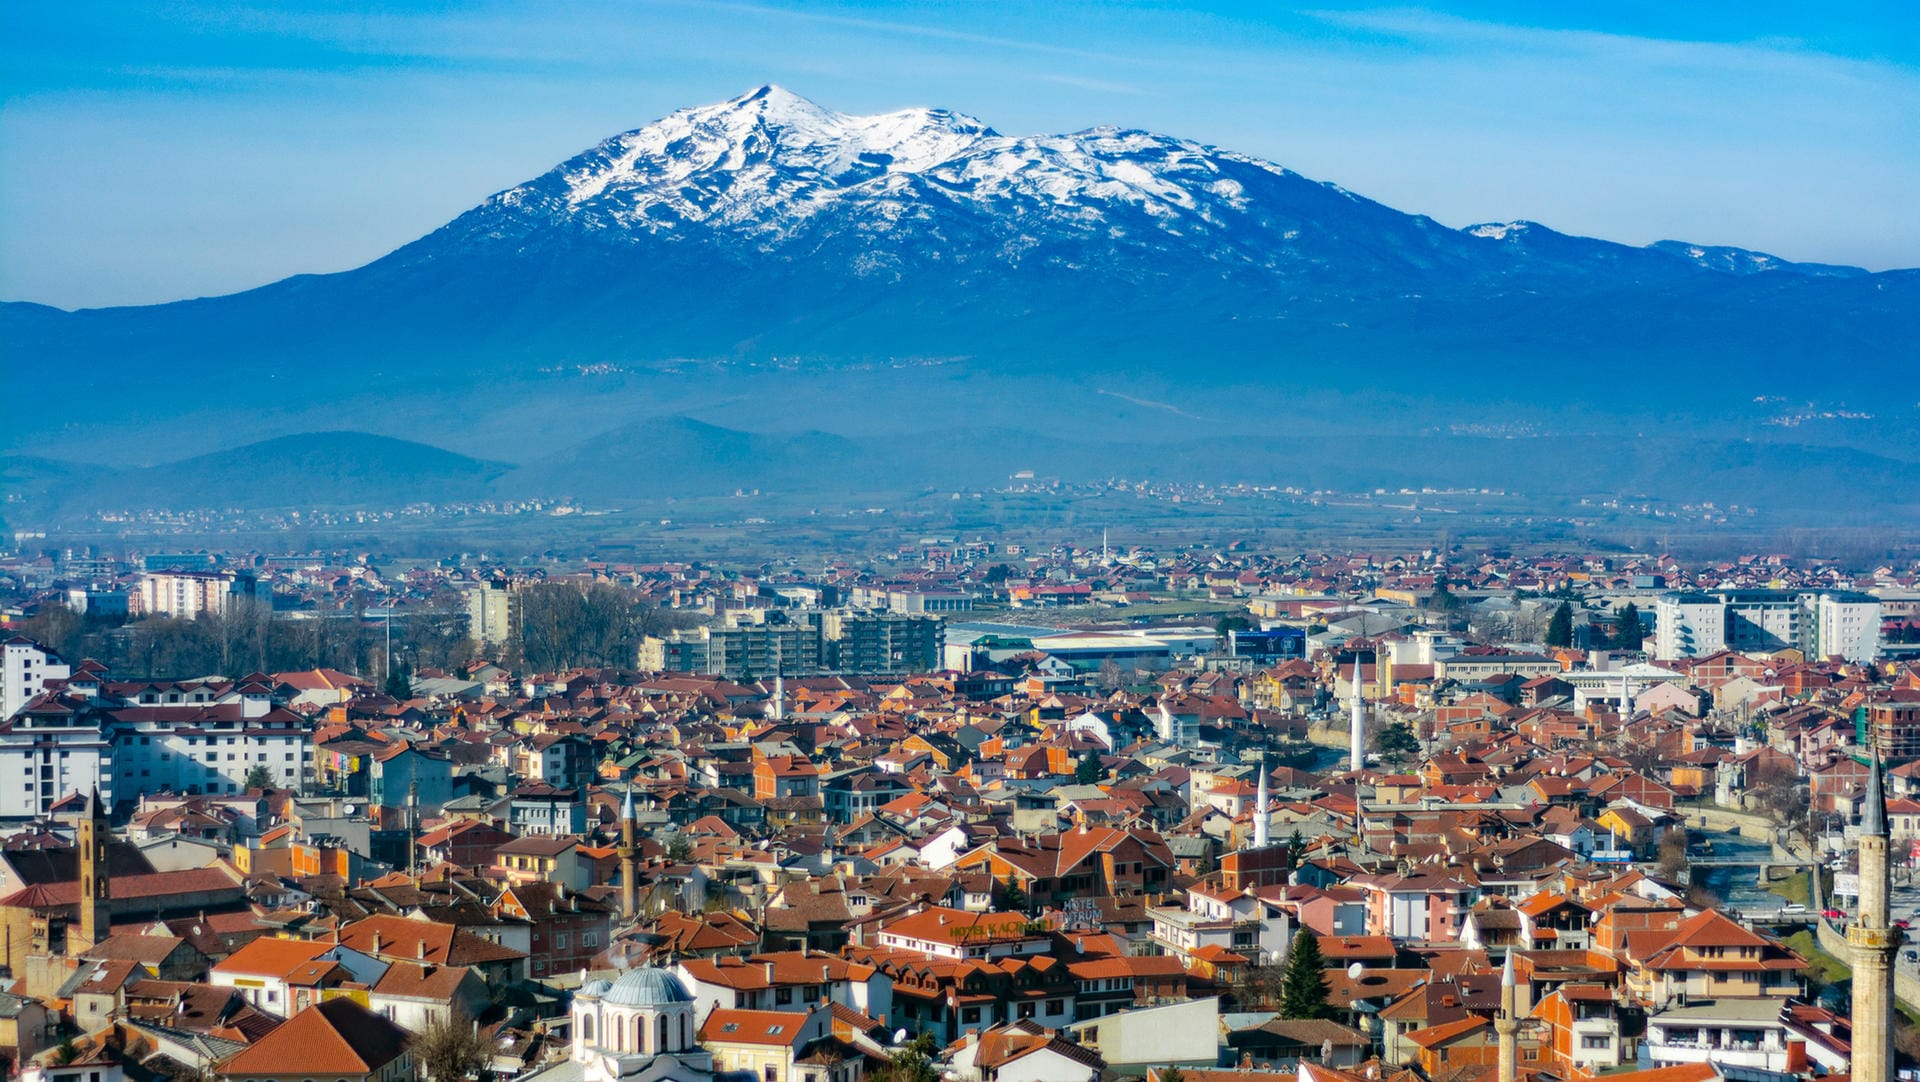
[1,638,71,720]
[1654,590,1881,662]
[824,610,943,675]
[0,676,308,818]
[134,570,258,619]
[641,609,942,678]
[465,581,518,650]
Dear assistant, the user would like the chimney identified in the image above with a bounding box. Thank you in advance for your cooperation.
[372,931,383,954]
[418,940,427,960]
[764,962,775,982]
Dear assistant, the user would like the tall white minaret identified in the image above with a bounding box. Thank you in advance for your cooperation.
[772,674,785,722]
[1495,949,1519,1082]
[1349,656,1366,772]
[1252,750,1271,849]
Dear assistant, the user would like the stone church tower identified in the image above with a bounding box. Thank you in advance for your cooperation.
[1850,749,1899,1082]
[73,788,110,955]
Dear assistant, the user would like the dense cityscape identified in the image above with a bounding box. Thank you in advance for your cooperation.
[5,5,1917,1082]
[0,536,1915,1082]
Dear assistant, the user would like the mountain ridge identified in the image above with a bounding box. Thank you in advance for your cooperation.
[2,86,1914,502]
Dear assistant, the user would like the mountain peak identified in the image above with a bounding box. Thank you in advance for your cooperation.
[720,83,839,128]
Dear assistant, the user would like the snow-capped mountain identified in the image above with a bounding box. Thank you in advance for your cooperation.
[2,86,1914,467]
[436,85,1850,289]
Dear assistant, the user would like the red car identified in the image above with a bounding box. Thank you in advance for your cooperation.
[1895,919,1912,929]
[1823,909,1847,919]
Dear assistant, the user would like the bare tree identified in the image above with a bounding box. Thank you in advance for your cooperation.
[410,1010,490,1082]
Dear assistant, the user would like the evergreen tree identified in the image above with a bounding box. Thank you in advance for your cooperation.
[1545,601,1574,648]
[384,660,413,700]
[1074,749,1104,785]
[1372,720,1422,767]
[997,873,1028,913]
[1613,603,1644,651]
[243,765,274,792]
[1280,929,1331,1019]
[1284,828,1306,871]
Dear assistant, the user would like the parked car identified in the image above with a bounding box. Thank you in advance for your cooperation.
[1823,908,1848,919]
[1895,918,1911,929]
[1782,903,1809,913]
[1905,950,1918,963]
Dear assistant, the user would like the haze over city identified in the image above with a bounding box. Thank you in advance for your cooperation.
[0,9,1917,1082]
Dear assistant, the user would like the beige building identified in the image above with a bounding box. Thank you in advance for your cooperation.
[134,570,257,619]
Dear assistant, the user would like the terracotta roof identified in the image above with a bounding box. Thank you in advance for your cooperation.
[219,998,410,1075]
[700,1007,815,1046]
[211,937,335,979]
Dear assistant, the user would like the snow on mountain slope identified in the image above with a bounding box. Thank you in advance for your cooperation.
[472,85,1419,271]
[457,85,1849,286]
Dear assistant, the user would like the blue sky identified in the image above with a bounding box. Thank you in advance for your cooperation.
[3,1,1916,309]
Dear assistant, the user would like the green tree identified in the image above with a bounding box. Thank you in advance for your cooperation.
[1074,749,1105,785]
[1425,582,1462,612]
[1215,615,1253,639]
[1160,1067,1188,1082]
[1545,601,1574,648]
[410,1009,491,1082]
[51,1038,80,1066]
[1371,720,1422,767]
[243,765,275,792]
[1280,930,1331,1020]
[1613,603,1644,651]
[996,873,1028,913]
[875,1032,940,1082]
[384,659,413,700]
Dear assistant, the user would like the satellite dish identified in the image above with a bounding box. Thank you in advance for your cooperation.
[1347,962,1365,979]
[893,1029,909,1045]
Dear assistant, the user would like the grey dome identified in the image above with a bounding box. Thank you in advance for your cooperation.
[580,978,614,998]
[602,967,692,1007]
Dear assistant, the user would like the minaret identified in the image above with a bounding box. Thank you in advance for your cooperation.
[1495,950,1520,1082]
[75,788,110,955]
[1850,746,1898,1082]
[406,780,420,878]
[1349,657,1366,772]
[772,675,785,723]
[618,787,639,921]
[1252,751,1271,849]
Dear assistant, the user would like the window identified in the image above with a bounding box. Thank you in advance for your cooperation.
[765,1068,777,1082]
[961,1007,981,1024]
[1581,1036,1610,1050]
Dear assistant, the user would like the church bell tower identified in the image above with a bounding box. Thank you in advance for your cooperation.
[74,788,110,955]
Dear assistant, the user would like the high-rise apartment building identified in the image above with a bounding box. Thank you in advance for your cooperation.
[1653,590,1880,662]
[134,570,258,619]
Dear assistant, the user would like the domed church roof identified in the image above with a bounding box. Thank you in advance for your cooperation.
[600,966,693,1007]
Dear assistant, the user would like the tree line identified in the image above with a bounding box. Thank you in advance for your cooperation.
[14,594,471,683]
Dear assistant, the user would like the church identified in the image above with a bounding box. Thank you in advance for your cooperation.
[523,966,714,1082]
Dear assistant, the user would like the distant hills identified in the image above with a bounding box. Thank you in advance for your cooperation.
[8,433,505,515]
[3,86,1915,523]
[10,423,1918,526]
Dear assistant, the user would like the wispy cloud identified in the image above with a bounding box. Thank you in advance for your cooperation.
[1041,73,1148,96]
[1301,7,1920,87]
